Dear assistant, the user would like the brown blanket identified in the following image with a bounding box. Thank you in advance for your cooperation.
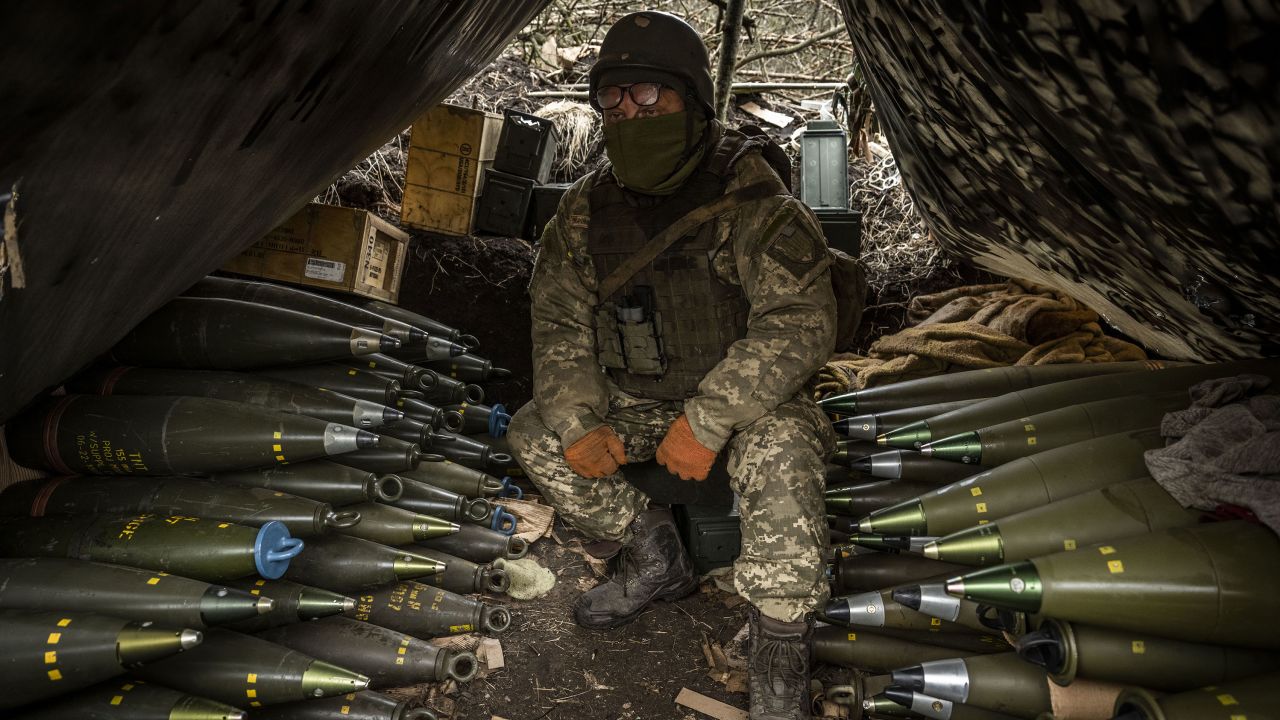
[1144,374,1280,533]
[817,278,1147,395]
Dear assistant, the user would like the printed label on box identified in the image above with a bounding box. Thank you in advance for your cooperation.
[304,257,346,282]
[360,239,390,290]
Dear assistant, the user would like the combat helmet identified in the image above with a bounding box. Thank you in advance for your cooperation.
[589,11,715,117]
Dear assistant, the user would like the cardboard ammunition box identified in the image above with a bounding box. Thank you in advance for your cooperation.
[675,504,741,575]
[475,169,536,238]
[401,103,504,236]
[223,203,408,302]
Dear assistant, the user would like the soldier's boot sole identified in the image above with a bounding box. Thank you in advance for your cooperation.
[573,574,700,630]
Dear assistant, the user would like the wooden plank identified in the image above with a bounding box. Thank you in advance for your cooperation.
[674,688,749,720]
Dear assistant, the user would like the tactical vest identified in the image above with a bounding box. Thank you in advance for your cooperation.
[587,129,784,400]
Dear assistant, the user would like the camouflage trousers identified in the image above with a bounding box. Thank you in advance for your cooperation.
[507,385,836,622]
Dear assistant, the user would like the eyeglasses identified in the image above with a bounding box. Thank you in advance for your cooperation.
[595,82,664,110]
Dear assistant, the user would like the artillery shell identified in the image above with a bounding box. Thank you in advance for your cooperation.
[5,395,376,475]
[347,582,511,637]
[258,616,477,688]
[0,557,269,627]
[284,535,445,593]
[134,628,369,706]
[0,610,201,709]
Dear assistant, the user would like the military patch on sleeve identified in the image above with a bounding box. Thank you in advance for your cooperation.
[764,211,824,280]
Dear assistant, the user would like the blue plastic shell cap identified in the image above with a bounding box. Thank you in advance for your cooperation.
[255,520,304,579]
[489,403,510,438]
[498,476,523,500]
[490,505,518,536]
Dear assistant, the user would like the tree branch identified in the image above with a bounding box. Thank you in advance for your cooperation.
[703,0,757,39]
[713,0,748,122]
[734,24,845,70]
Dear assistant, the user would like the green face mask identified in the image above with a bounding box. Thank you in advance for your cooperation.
[603,111,708,195]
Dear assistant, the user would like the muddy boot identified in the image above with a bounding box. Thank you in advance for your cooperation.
[748,607,814,719]
[572,507,697,629]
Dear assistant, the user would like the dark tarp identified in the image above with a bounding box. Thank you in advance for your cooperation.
[0,0,548,424]
[839,0,1278,362]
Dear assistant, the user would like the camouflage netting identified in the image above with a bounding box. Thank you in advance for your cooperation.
[839,0,1279,361]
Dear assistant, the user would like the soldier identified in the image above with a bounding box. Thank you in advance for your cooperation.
[506,10,837,720]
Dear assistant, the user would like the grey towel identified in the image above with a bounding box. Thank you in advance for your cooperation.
[1145,374,1280,532]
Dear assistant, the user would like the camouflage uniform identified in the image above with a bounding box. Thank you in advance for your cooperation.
[508,133,838,622]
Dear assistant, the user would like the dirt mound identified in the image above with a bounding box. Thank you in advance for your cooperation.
[397,234,537,409]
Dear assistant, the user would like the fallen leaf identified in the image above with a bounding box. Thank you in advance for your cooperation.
[584,670,614,690]
[557,45,586,69]
[724,670,748,694]
[700,633,717,670]
[538,36,560,71]
[709,642,729,671]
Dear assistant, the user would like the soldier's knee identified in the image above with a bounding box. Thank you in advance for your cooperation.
[740,416,822,455]
[736,399,834,461]
[506,402,552,461]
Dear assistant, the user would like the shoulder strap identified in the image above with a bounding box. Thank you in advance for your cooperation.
[596,180,781,302]
[737,125,793,193]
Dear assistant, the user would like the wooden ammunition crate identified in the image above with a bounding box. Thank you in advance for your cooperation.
[223,203,408,302]
[401,103,503,236]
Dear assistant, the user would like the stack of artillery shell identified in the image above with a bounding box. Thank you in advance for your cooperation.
[1,276,524,717]
[814,360,1280,720]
